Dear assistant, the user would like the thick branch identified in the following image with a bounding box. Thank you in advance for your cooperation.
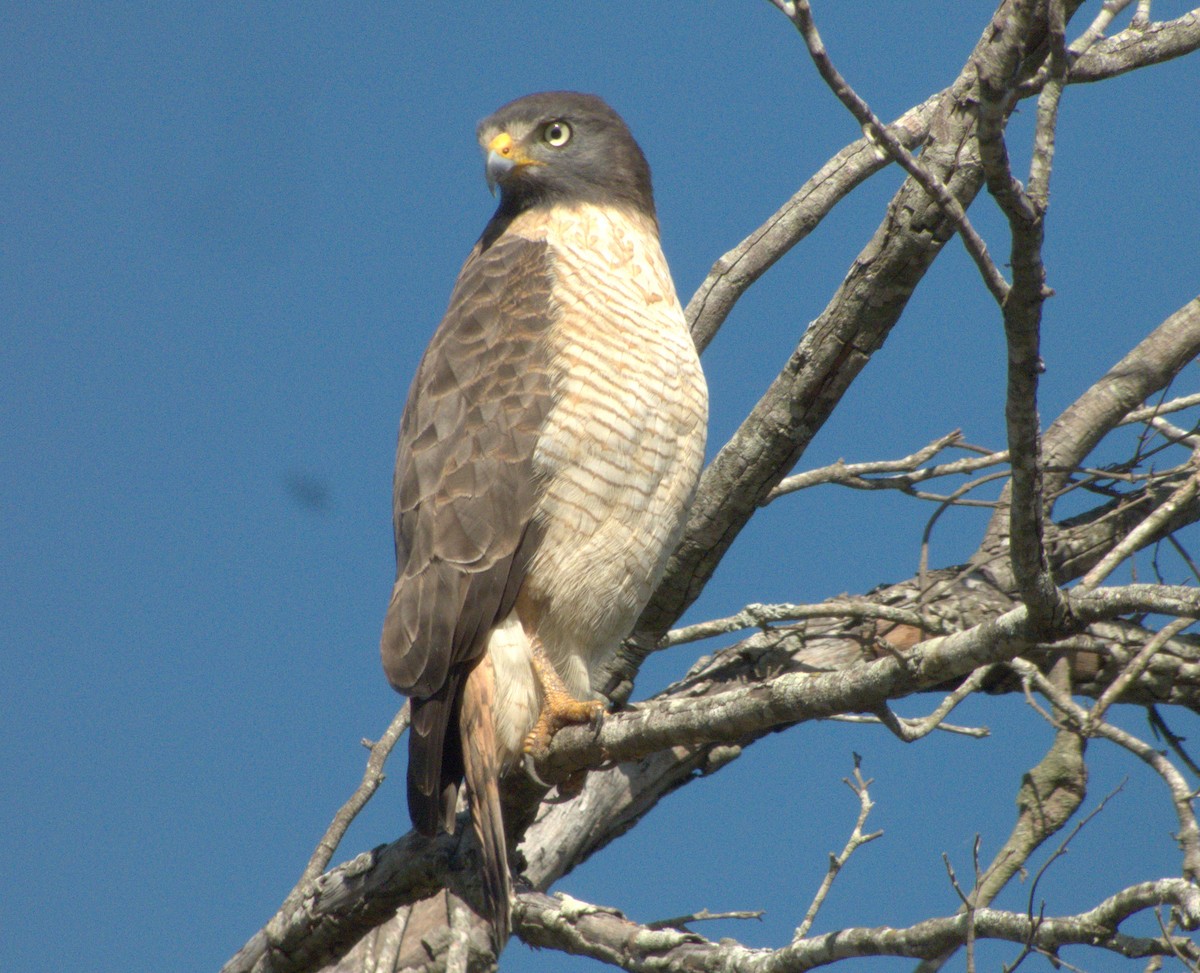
[1070,9,1200,81]
[538,585,1200,783]
[630,1,1063,665]
[514,882,1200,972]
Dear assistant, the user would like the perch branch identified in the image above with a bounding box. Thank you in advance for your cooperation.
[514,881,1200,971]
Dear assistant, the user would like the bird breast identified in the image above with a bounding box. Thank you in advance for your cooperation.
[503,203,707,702]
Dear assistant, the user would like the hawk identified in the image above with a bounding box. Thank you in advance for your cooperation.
[380,91,707,940]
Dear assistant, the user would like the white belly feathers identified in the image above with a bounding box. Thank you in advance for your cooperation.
[485,203,707,766]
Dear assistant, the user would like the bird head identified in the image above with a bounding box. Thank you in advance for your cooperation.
[476,91,655,220]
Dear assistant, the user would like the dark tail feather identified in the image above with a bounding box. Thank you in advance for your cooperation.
[407,673,463,836]
[460,653,511,947]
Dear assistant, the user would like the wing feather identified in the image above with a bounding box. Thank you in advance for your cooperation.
[381,232,557,835]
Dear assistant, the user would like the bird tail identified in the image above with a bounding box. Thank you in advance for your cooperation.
[460,652,512,947]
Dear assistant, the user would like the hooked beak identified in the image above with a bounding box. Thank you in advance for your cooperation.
[483,131,536,196]
[486,151,514,196]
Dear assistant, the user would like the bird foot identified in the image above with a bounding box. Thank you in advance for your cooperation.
[522,694,605,759]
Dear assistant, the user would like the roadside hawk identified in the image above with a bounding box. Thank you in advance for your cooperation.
[380,91,708,941]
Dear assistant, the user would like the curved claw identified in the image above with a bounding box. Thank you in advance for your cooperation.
[522,750,550,787]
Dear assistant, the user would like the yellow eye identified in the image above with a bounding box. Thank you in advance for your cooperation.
[543,121,572,147]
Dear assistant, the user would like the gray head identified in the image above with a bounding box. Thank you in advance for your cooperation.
[476,91,655,221]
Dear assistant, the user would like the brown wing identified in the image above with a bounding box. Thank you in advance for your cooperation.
[381,231,556,836]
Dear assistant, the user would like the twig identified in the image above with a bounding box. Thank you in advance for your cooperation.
[292,703,410,894]
[1077,462,1200,591]
[646,908,764,930]
[768,430,975,498]
[866,665,997,741]
[1148,706,1200,779]
[1123,392,1200,426]
[917,715,1090,973]
[793,756,883,940]
[1152,906,1198,972]
[662,599,934,648]
[828,713,989,739]
[919,471,1013,589]
[941,853,979,972]
[1091,618,1195,723]
[1149,415,1200,449]
[1166,535,1200,585]
[1025,783,1127,924]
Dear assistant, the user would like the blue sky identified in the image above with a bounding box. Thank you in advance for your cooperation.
[4,4,1199,971]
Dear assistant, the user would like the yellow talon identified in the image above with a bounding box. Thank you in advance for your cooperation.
[522,638,606,760]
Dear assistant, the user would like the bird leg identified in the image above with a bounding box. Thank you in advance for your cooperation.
[522,638,605,761]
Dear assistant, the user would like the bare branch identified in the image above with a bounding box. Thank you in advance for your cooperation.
[684,89,942,354]
[663,599,935,649]
[543,586,1200,783]
[1123,393,1200,427]
[829,714,989,740]
[767,437,1032,509]
[868,665,997,741]
[1147,415,1200,450]
[794,758,882,940]
[1070,8,1200,82]
[292,704,410,895]
[1077,461,1200,591]
[1092,618,1196,722]
[975,0,1068,629]
[229,577,1200,972]
[647,908,765,931]
[1012,658,1200,880]
[514,881,1200,971]
[769,0,1010,303]
[768,431,967,498]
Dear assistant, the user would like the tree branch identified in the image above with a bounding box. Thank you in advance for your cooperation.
[291,704,410,896]
[793,759,882,940]
[1013,656,1200,880]
[513,881,1200,972]
[629,0,1063,670]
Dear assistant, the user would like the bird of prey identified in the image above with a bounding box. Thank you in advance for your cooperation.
[380,91,707,941]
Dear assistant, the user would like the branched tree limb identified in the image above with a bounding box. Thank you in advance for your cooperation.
[514,881,1200,972]
[793,758,881,940]
[1012,656,1200,880]
[768,0,1011,303]
[291,703,411,896]
[631,0,1064,665]
[976,0,1069,629]
[1069,8,1200,81]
